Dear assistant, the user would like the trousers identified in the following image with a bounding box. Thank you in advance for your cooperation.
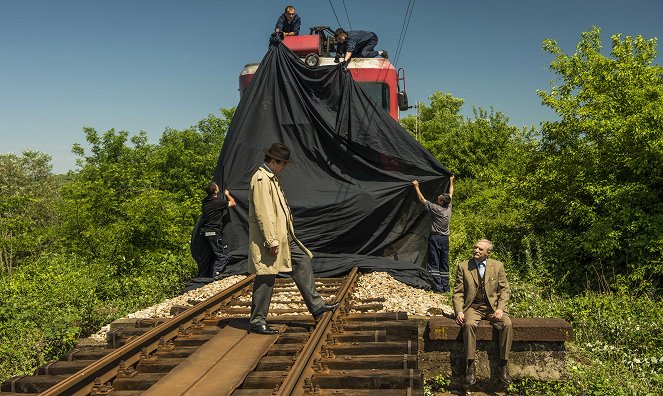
[462,304,513,360]
[249,239,325,326]
[204,231,230,277]
[427,233,449,291]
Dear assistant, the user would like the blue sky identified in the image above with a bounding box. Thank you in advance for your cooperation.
[1,0,661,173]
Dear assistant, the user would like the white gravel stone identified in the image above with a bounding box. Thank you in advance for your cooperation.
[350,272,454,317]
[126,275,249,318]
[84,272,453,344]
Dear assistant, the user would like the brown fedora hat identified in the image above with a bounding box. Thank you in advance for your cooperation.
[264,143,292,162]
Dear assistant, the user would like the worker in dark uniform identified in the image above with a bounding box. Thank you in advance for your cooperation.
[335,28,388,63]
[274,5,301,36]
[200,182,236,279]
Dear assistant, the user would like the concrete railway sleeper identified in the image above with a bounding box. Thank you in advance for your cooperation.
[0,268,424,395]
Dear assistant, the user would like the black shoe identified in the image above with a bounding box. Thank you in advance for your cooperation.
[380,50,389,59]
[465,361,476,386]
[312,302,340,319]
[248,324,280,335]
[213,272,228,280]
[499,365,512,385]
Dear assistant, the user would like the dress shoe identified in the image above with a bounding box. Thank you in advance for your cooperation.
[499,365,512,385]
[465,361,476,386]
[312,302,340,319]
[248,324,280,335]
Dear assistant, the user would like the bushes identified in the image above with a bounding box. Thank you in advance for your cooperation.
[0,249,198,381]
[508,277,663,395]
[0,151,62,273]
[0,254,96,380]
[530,27,663,289]
[0,111,232,383]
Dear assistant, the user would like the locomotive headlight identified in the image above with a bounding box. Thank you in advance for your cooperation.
[304,53,320,68]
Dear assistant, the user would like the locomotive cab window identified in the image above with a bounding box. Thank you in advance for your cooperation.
[358,82,390,113]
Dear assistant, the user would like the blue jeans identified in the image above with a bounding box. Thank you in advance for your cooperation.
[427,233,449,291]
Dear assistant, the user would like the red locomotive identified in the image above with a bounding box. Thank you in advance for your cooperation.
[239,27,409,120]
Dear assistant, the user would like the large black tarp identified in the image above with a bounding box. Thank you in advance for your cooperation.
[192,40,451,290]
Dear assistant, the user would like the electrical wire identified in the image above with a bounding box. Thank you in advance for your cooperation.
[394,0,415,68]
[342,0,352,30]
[328,0,343,29]
[394,0,414,67]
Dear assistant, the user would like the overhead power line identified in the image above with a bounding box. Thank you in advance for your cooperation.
[394,0,415,68]
[328,0,342,29]
[342,0,352,30]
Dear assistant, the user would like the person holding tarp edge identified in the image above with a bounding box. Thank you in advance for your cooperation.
[274,5,300,37]
[200,182,236,279]
[247,143,339,335]
[412,175,454,292]
[335,28,388,65]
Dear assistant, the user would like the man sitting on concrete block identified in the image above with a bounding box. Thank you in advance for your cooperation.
[453,238,513,386]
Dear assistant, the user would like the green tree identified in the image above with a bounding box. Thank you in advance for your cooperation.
[58,110,234,301]
[530,27,663,291]
[1,109,235,383]
[0,151,61,273]
[150,109,234,219]
[401,93,538,270]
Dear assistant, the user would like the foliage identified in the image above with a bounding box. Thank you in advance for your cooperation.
[0,109,234,383]
[59,110,232,271]
[0,151,62,273]
[401,93,539,271]
[0,254,101,380]
[508,277,663,395]
[529,26,663,291]
[423,373,450,395]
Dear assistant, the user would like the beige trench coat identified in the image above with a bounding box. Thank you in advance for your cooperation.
[452,258,511,315]
[248,166,312,275]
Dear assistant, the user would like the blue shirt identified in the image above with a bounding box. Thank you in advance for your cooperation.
[341,30,377,53]
[275,13,301,35]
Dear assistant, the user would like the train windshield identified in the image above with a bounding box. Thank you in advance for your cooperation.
[358,82,390,113]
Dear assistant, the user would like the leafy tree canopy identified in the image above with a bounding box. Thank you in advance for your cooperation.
[531,26,663,290]
[59,110,234,277]
[0,151,61,273]
[401,93,539,271]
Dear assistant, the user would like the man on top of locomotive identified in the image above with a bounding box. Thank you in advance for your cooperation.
[275,5,300,36]
[335,28,388,63]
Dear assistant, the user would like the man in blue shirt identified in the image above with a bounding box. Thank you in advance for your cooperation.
[335,28,388,63]
[275,5,301,36]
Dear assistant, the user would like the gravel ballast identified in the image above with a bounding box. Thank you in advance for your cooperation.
[84,272,453,345]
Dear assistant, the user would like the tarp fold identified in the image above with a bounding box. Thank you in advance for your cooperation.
[192,40,451,290]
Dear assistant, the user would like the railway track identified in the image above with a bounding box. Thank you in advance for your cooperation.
[1,268,423,395]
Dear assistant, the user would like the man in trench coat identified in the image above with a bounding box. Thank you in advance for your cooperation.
[247,142,339,335]
[453,238,513,385]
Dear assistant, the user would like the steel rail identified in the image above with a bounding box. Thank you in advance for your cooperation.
[277,267,359,396]
[40,275,256,396]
